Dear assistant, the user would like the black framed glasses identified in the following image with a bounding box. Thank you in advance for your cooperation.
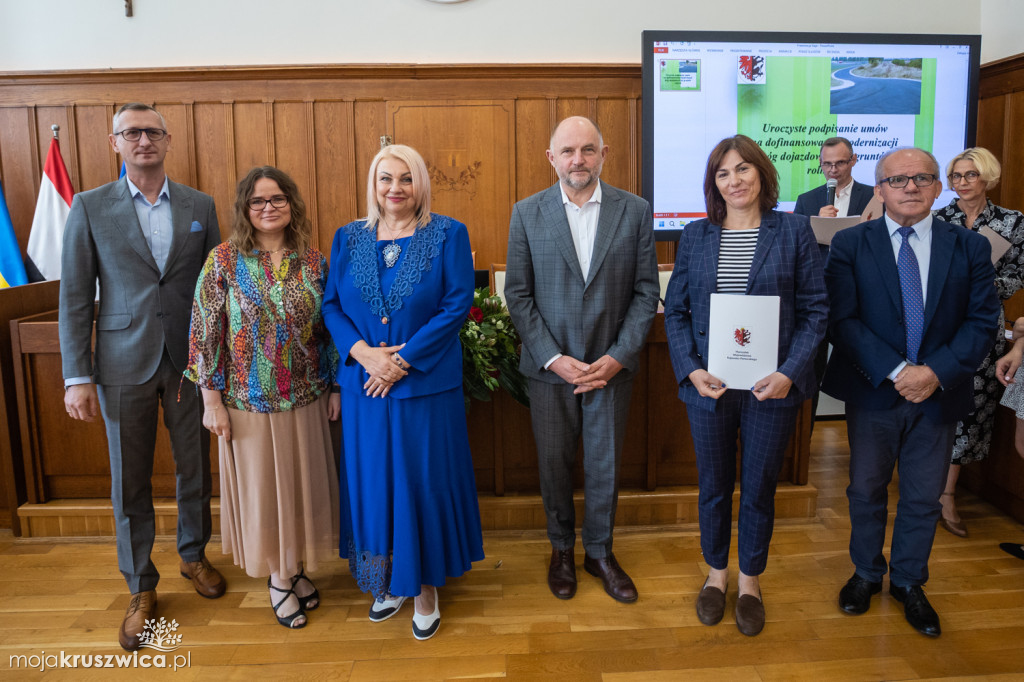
[948,171,981,183]
[879,173,938,189]
[247,195,289,210]
[821,158,852,170]
[114,128,167,142]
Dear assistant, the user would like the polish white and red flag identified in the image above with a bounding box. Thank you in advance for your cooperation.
[26,137,74,281]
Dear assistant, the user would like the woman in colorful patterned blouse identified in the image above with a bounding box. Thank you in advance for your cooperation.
[322,144,483,641]
[185,166,340,629]
[934,147,1024,537]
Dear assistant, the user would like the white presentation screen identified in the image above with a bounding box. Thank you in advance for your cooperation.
[641,31,981,240]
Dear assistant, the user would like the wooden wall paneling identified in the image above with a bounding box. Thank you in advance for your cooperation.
[555,98,590,126]
[312,100,358,255]
[1001,91,1024,213]
[301,101,319,243]
[975,94,1005,206]
[272,101,315,219]
[193,102,235,241]
[0,107,39,246]
[73,105,117,192]
[233,101,273,180]
[387,100,516,271]
[353,100,387,223]
[160,103,199,193]
[511,99,556,239]
[594,98,633,194]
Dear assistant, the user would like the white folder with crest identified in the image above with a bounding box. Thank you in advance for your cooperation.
[707,293,780,390]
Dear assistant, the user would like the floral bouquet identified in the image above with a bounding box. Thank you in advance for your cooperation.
[460,288,529,410]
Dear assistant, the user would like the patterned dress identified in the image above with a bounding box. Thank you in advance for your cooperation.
[185,242,340,577]
[934,199,1024,464]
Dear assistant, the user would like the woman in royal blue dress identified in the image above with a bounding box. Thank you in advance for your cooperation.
[322,144,483,640]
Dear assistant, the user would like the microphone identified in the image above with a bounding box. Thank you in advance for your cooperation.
[826,178,838,206]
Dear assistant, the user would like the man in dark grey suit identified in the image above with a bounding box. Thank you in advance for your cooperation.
[505,116,659,603]
[60,103,225,651]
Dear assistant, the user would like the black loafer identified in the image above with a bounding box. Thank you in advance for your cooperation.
[890,584,941,637]
[838,573,882,614]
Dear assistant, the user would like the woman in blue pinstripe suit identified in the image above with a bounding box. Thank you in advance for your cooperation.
[664,135,828,636]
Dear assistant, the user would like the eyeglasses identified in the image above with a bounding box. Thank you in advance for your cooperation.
[247,195,289,210]
[879,173,938,189]
[821,158,852,170]
[114,128,167,142]
[948,171,981,184]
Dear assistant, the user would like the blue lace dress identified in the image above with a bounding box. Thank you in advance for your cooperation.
[322,214,484,599]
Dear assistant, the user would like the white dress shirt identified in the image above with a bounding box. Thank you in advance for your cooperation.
[544,182,603,370]
[834,179,854,217]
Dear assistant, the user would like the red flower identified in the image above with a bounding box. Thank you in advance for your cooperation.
[469,306,483,323]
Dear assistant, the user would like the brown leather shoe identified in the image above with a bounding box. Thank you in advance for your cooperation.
[696,579,726,625]
[548,548,577,600]
[119,589,156,651]
[180,556,227,599]
[735,593,765,636]
[583,553,638,603]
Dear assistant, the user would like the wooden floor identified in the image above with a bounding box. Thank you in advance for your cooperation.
[2,421,1023,680]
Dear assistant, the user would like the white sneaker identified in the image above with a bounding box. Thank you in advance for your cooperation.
[411,588,440,640]
[368,594,407,622]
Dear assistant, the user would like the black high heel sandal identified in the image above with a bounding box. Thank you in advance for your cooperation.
[268,577,306,628]
[292,569,320,611]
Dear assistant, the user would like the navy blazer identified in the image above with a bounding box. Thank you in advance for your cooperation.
[821,216,1000,423]
[663,210,829,412]
[793,180,874,217]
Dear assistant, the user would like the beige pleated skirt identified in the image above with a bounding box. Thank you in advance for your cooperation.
[218,393,339,578]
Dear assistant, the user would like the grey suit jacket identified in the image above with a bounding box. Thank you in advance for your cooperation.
[504,181,659,386]
[59,177,220,386]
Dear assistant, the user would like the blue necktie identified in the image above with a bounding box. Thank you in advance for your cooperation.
[897,226,924,363]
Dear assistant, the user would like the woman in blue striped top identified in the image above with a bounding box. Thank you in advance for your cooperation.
[664,135,828,636]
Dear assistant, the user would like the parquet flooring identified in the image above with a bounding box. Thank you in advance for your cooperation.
[1,421,1023,680]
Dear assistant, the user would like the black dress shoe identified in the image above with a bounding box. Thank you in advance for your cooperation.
[583,553,638,603]
[1000,542,1024,560]
[889,584,941,637]
[548,548,577,600]
[838,573,882,614]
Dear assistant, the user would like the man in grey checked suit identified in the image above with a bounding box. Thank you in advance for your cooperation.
[505,116,659,603]
[60,103,225,651]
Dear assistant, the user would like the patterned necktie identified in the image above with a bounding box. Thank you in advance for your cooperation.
[897,226,924,363]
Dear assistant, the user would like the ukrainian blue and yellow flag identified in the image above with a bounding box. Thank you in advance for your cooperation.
[0,181,28,288]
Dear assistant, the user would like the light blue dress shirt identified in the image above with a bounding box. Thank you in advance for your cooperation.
[126,175,173,273]
[885,212,934,380]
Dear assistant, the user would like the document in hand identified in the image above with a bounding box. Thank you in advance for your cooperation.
[810,216,861,246]
[707,293,780,389]
[978,226,1011,265]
